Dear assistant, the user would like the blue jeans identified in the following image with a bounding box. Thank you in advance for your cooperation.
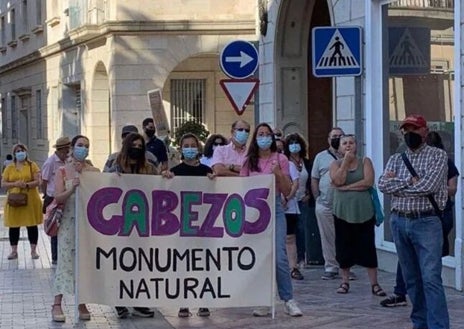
[275,197,293,301]
[394,262,407,296]
[391,213,449,329]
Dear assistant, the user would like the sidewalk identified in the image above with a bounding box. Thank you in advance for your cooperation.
[0,194,463,329]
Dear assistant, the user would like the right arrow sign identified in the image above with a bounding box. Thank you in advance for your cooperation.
[220,79,259,116]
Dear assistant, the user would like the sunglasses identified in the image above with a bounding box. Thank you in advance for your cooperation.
[275,133,282,138]
[213,142,224,146]
[235,128,250,133]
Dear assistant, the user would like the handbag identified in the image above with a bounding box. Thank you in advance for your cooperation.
[7,162,33,207]
[44,199,64,237]
[369,186,384,227]
[7,191,28,207]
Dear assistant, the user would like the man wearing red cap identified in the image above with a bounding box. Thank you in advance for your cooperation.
[378,114,449,329]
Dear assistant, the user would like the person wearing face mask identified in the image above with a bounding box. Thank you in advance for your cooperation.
[41,136,71,266]
[311,127,357,281]
[1,143,43,261]
[103,125,158,172]
[51,135,100,322]
[103,132,157,319]
[378,114,450,329]
[161,133,214,318]
[240,123,303,317]
[283,133,316,272]
[211,120,250,176]
[200,133,228,168]
[142,118,168,171]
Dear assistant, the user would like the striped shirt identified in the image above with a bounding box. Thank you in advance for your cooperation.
[378,144,448,212]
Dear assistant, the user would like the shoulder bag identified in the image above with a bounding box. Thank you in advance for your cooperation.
[7,163,33,207]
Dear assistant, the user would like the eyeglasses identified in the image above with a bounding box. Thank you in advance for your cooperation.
[275,133,282,138]
[235,128,250,133]
[213,142,224,146]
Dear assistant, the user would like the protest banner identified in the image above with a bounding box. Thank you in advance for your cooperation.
[147,89,170,137]
[76,172,275,308]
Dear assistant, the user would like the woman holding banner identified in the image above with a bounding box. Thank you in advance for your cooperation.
[104,132,158,318]
[161,132,215,318]
[240,123,303,317]
[51,135,100,322]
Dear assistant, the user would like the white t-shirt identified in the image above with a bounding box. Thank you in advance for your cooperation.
[284,161,300,214]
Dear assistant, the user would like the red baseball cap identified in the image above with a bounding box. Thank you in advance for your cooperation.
[400,114,427,129]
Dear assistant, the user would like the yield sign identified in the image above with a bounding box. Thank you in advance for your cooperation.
[220,79,259,115]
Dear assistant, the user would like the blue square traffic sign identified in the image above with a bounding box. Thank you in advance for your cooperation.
[312,26,362,77]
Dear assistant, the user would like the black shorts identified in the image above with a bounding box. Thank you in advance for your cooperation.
[285,213,298,235]
[334,215,378,269]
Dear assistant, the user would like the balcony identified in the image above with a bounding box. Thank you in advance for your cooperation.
[388,0,454,30]
[68,0,108,30]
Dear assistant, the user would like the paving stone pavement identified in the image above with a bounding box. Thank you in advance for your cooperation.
[0,194,463,329]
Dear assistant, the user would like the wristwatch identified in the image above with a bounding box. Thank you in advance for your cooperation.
[25,183,29,189]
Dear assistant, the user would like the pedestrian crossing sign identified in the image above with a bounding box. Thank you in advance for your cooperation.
[388,27,430,75]
[312,26,362,77]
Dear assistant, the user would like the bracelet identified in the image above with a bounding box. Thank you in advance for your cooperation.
[229,164,234,172]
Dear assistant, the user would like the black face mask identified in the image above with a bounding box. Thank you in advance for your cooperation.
[128,147,144,159]
[330,138,340,150]
[404,132,422,150]
[145,129,155,138]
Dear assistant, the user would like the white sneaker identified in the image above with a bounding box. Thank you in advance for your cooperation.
[252,307,271,317]
[284,299,302,317]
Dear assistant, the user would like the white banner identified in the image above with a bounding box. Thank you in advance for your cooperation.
[76,172,275,308]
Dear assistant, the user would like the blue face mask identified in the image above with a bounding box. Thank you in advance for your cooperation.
[182,147,198,160]
[234,130,249,145]
[256,136,273,150]
[73,146,89,161]
[289,143,301,154]
[15,151,27,162]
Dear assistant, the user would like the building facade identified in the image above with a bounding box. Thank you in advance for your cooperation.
[0,0,462,289]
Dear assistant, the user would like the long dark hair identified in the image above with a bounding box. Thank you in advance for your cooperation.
[284,133,308,159]
[116,133,156,174]
[203,134,227,158]
[425,131,444,150]
[244,123,277,172]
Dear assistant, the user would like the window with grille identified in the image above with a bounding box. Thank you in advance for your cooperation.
[170,79,205,133]
[36,90,43,139]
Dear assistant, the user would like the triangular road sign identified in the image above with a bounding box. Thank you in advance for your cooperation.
[389,28,428,68]
[316,29,360,69]
[220,79,259,115]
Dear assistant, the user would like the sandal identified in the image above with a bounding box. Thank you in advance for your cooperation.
[372,283,387,297]
[291,268,304,280]
[336,282,349,294]
[31,251,40,259]
[78,304,91,321]
[7,251,18,260]
[178,307,192,318]
[51,304,66,322]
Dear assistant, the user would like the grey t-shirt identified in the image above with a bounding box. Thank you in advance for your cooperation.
[311,149,338,207]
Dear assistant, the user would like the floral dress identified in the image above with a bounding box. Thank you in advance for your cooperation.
[52,178,76,295]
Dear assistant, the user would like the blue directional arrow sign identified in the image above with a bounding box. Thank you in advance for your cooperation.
[220,41,259,79]
[312,26,362,77]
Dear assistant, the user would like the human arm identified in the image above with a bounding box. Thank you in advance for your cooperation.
[378,154,411,194]
[339,157,375,191]
[310,178,320,199]
[53,166,77,204]
[448,176,458,197]
[283,162,299,200]
[273,155,292,196]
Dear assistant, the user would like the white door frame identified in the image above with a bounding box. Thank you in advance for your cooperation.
[366,0,462,290]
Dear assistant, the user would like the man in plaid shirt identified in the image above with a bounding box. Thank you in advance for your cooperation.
[378,114,449,329]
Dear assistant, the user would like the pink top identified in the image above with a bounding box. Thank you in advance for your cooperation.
[240,152,290,194]
[211,142,247,168]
